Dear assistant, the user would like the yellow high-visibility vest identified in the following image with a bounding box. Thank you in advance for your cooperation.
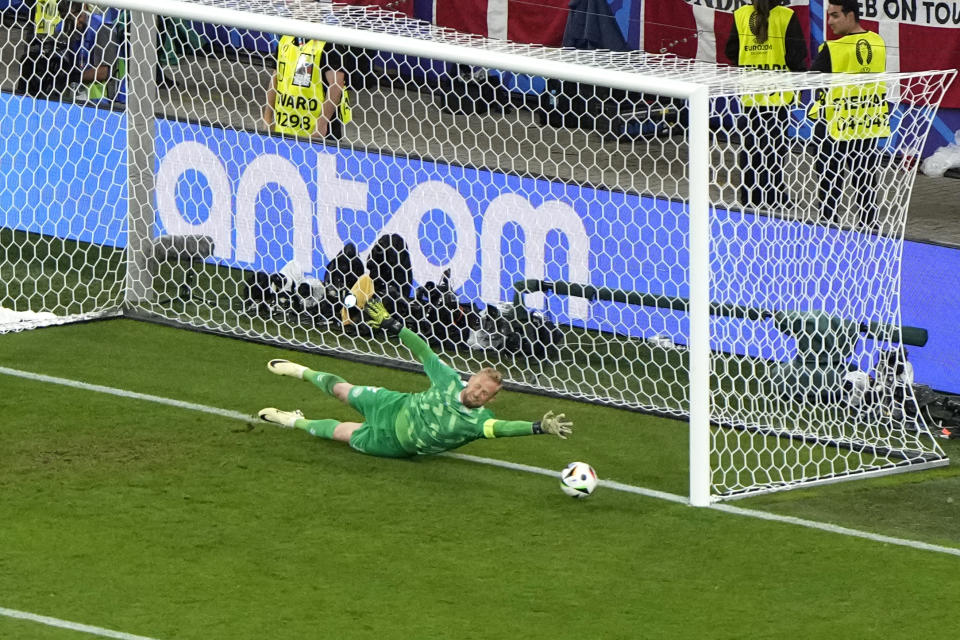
[734,4,796,107]
[274,36,352,138]
[34,0,61,36]
[808,31,889,140]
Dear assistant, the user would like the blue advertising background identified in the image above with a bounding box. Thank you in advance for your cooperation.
[1,91,957,393]
[0,94,127,244]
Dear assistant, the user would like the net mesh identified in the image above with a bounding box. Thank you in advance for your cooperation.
[0,0,951,498]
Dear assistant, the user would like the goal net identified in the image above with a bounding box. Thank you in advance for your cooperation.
[0,0,953,501]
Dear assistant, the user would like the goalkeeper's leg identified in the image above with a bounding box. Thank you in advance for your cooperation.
[267,359,352,401]
[258,408,361,441]
[258,409,409,456]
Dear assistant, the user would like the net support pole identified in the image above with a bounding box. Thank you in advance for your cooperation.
[125,10,158,304]
[688,86,711,507]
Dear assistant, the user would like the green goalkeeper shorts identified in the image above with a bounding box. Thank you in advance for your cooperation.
[346,385,413,458]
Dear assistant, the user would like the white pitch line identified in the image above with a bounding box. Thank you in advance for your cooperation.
[0,606,161,640]
[0,366,254,422]
[446,453,690,505]
[3,365,960,560]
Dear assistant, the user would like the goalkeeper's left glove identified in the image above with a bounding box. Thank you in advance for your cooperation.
[365,299,404,336]
[533,411,573,439]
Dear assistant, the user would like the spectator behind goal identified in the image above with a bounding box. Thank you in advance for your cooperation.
[264,35,353,141]
[18,2,126,105]
[808,0,889,229]
[18,0,82,100]
[724,0,807,212]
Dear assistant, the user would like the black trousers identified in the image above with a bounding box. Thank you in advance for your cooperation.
[17,36,80,101]
[738,107,792,211]
[814,124,881,228]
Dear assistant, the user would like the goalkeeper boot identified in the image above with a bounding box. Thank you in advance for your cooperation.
[267,359,308,380]
[258,407,304,429]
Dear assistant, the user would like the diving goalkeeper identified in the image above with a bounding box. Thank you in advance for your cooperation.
[258,300,573,457]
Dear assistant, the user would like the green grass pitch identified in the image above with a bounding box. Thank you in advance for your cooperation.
[1,319,958,640]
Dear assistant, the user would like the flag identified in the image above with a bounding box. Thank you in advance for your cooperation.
[433,0,570,46]
[643,0,812,64]
[643,1,959,108]
[851,3,960,109]
[340,0,415,16]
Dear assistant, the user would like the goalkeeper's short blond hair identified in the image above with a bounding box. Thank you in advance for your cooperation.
[476,367,503,385]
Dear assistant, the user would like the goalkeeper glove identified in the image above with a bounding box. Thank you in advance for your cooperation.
[533,411,573,439]
[365,299,404,336]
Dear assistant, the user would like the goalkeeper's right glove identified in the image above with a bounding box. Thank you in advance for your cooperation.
[365,299,404,336]
[533,411,573,439]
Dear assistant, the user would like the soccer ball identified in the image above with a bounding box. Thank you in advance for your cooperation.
[560,461,598,498]
[842,370,871,407]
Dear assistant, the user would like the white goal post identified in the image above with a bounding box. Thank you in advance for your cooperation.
[0,0,953,503]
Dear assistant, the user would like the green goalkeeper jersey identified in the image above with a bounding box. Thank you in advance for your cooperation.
[393,328,535,455]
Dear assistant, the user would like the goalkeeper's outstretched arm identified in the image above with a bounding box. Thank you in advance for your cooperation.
[366,299,484,393]
[365,299,435,364]
[364,300,573,439]
[396,327,435,366]
[483,411,573,439]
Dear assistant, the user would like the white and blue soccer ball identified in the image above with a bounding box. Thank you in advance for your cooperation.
[560,461,598,498]
[842,370,871,407]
